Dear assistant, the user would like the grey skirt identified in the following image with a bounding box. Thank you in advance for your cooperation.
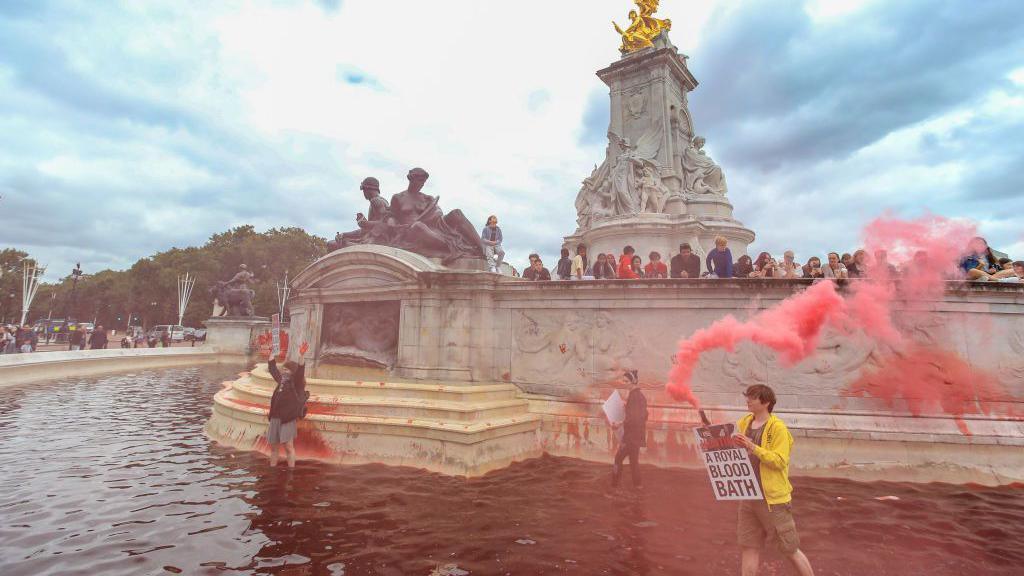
[266,417,297,444]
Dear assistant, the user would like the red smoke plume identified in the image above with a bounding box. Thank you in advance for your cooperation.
[667,214,1013,434]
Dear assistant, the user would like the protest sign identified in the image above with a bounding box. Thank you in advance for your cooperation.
[602,391,626,442]
[693,423,763,501]
[271,313,281,357]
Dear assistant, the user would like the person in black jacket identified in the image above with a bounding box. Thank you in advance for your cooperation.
[611,369,648,488]
[89,326,108,350]
[267,341,309,468]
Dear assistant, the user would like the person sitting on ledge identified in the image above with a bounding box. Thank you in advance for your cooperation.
[618,245,640,279]
[997,260,1024,283]
[480,215,505,273]
[961,237,1016,281]
[706,236,733,278]
[671,243,701,278]
[644,251,668,278]
[571,245,589,280]
[523,258,551,281]
[555,248,573,280]
[847,249,869,278]
[631,254,645,278]
[822,252,848,279]
[778,250,803,279]
[749,252,773,278]
[802,256,824,279]
[592,253,617,279]
[734,254,754,278]
[267,341,310,469]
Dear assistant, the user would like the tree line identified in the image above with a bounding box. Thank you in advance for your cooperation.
[0,226,327,329]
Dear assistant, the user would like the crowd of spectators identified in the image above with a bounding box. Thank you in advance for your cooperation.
[507,235,1023,284]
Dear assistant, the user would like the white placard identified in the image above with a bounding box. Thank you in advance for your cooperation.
[271,313,281,357]
[602,390,625,424]
[694,423,764,501]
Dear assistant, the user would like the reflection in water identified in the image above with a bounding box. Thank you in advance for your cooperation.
[0,366,1022,575]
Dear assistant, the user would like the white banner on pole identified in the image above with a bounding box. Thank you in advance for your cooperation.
[271,313,281,357]
[694,423,764,501]
[177,273,196,327]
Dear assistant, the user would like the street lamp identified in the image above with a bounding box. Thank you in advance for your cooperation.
[66,263,83,322]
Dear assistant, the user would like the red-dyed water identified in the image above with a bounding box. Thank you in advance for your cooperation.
[1,366,1022,575]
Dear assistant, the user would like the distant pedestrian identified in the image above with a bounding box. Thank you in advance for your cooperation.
[161,331,171,348]
[611,370,647,489]
[17,326,37,353]
[481,215,505,273]
[0,327,14,354]
[90,325,109,350]
[267,341,310,468]
[68,325,86,351]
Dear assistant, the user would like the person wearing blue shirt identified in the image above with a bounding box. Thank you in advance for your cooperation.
[706,236,734,278]
[481,215,505,273]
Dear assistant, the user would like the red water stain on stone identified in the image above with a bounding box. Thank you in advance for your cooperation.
[559,343,567,354]
[295,424,334,460]
[645,430,659,459]
[566,421,581,450]
[843,344,1017,436]
[501,372,511,382]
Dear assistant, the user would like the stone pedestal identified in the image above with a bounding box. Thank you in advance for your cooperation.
[568,30,755,264]
[204,316,271,355]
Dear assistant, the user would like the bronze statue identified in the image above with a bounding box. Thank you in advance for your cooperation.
[386,168,485,265]
[211,264,256,317]
[327,177,391,251]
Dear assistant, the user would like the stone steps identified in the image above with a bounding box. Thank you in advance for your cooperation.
[249,366,519,402]
[206,369,543,476]
[230,377,532,421]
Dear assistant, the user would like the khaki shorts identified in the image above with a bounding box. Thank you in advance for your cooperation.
[737,499,800,554]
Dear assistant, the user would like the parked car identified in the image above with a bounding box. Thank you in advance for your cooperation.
[148,325,186,342]
[183,327,196,341]
[193,328,207,342]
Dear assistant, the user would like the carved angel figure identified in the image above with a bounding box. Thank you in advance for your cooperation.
[682,136,728,195]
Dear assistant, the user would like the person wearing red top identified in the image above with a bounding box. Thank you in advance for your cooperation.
[618,246,639,279]
[644,251,668,278]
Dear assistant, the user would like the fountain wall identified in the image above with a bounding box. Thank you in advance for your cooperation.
[270,247,1024,483]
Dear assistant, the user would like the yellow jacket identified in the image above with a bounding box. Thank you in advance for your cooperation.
[737,413,793,506]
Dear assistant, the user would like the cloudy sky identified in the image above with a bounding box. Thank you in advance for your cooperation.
[1,0,1022,280]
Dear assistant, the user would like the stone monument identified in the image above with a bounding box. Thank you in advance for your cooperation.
[205,263,272,355]
[564,0,754,264]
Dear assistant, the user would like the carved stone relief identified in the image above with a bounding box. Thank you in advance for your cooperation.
[321,301,400,369]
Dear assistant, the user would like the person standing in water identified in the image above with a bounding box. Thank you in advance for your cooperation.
[267,341,310,468]
[611,369,648,488]
[732,385,815,576]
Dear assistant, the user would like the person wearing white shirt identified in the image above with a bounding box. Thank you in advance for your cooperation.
[778,250,804,279]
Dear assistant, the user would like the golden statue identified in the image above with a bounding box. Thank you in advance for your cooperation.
[613,0,672,53]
